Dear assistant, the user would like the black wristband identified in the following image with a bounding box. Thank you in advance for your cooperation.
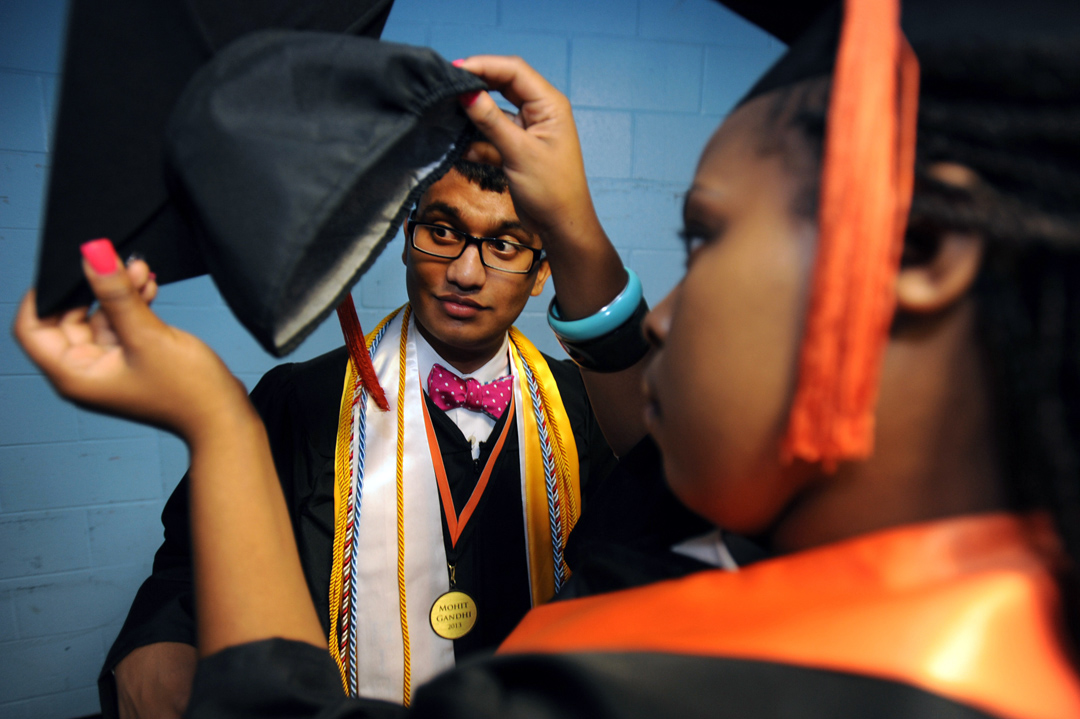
[554,298,650,372]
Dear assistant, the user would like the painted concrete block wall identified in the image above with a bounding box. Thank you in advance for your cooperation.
[0,1,781,715]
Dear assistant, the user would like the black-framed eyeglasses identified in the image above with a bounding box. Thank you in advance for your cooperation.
[406,213,545,275]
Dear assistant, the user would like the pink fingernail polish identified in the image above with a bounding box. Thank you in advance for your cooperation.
[148,272,157,282]
[460,91,480,107]
[81,238,119,275]
[452,59,465,67]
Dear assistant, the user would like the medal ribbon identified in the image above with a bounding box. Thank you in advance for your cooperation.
[420,382,515,548]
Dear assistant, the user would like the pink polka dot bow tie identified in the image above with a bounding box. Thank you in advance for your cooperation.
[427,364,514,419]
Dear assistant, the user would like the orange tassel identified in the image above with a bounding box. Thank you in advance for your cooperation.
[336,294,390,412]
[781,0,920,469]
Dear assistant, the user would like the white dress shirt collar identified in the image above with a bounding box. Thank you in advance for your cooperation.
[414,329,510,455]
[415,330,510,388]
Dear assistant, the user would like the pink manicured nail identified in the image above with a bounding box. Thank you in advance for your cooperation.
[148,272,157,282]
[452,59,465,67]
[460,91,480,107]
[81,238,119,275]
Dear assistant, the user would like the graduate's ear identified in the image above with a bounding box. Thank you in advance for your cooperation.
[895,164,985,315]
[529,259,551,297]
[895,230,983,314]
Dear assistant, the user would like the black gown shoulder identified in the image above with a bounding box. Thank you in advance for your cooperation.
[186,637,1000,719]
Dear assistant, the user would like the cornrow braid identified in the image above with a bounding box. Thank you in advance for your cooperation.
[909,44,1080,641]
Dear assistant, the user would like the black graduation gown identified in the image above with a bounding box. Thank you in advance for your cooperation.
[185,512,1070,719]
[558,435,767,600]
[98,345,615,715]
[183,638,999,719]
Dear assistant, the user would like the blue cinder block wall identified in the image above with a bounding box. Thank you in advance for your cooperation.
[0,1,780,715]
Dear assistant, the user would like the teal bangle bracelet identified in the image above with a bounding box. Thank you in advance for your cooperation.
[547,268,643,342]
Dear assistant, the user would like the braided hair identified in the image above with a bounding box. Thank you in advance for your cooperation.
[766,38,1080,646]
[915,40,1080,647]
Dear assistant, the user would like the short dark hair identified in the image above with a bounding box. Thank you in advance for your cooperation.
[451,157,509,193]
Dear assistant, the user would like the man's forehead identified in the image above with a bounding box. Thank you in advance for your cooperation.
[416,169,542,246]
[417,167,505,208]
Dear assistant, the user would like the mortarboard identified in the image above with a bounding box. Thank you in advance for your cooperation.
[34,0,484,349]
[163,32,484,358]
[35,0,395,320]
[34,0,486,405]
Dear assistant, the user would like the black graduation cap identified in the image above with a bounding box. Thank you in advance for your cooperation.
[164,33,484,356]
[721,0,1080,102]
[36,0,394,314]
[35,0,485,357]
[718,0,831,44]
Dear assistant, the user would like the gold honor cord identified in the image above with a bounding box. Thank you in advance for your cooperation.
[395,306,413,706]
[327,306,414,703]
[507,329,582,605]
[329,309,400,693]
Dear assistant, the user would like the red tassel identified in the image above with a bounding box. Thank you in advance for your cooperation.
[336,294,390,412]
[781,0,920,469]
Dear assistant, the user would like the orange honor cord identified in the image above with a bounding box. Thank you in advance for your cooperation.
[421,387,515,547]
[337,294,390,412]
[781,0,920,468]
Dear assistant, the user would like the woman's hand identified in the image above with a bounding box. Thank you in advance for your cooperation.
[13,239,250,446]
[454,56,649,456]
[18,240,326,655]
[453,54,625,312]
[453,55,604,248]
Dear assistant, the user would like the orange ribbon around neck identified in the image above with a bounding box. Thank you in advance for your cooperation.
[420,381,515,548]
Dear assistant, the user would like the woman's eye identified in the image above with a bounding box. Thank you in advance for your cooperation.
[678,229,708,266]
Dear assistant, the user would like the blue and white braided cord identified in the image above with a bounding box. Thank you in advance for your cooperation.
[345,318,392,696]
[519,354,565,592]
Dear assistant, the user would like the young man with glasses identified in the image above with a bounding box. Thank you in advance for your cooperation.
[99,153,648,718]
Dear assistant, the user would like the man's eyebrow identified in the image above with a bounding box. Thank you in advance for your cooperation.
[494,220,528,234]
[419,201,533,239]
[492,220,543,250]
[417,201,462,222]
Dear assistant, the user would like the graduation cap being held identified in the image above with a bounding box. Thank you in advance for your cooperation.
[36,0,486,407]
[163,32,485,361]
[35,0,395,317]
